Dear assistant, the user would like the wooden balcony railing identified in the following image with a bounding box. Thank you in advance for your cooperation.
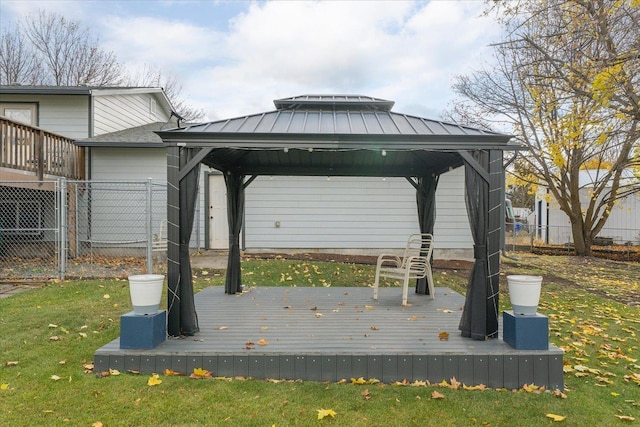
[0,116,85,180]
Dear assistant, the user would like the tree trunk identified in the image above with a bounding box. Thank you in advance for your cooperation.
[570,220,592,256]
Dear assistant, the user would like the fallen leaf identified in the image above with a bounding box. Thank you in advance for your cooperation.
[1,383,9,390]
[616,415,635,421]
[258,338,269,346]
[317,408,337,420]
[93,422,104,427]
[361,389,371,400]
[431,390,445,399]
[214,326,228,330]
[6,361,18,366]
[315,313,323,318]
[546,413,566,422]
[147,373,162,386]
[190,368,212,379]
[109,368,120,376]
[48,324,58,328]
[103,294,110,299]
[370,326,379,331]
[438,331,449,341]
[364,305,375,310]
[51,375,61,381]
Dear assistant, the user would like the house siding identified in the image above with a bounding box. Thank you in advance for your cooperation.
[243,168,472,253]
[90,147,207,248]
[541,189,640,244]
[93,93,169,135]
[0,94,90,139]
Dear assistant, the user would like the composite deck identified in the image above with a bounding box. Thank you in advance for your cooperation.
[94,286,564,389]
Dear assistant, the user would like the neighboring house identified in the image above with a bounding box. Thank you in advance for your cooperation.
[0,85,176,252]
[534,169,640,245]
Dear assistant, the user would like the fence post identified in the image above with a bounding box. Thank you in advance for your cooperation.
[59,177,67,280]
[147,178,153,274]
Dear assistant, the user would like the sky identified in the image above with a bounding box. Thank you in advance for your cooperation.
[0,0,502,122]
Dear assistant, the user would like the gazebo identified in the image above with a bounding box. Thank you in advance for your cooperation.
[156,94,516,341]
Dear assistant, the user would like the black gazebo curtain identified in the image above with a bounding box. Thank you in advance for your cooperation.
[224,171,245,294]
[458,150,499,340]
[415,174,439,295]
[167,147,200,336]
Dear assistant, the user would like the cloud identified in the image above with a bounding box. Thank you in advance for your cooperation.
[189,1,499,120]
[0,0,501,121]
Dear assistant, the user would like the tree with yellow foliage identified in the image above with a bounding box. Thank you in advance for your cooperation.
[452,0,639,256]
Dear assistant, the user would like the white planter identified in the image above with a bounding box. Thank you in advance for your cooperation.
[128,274,164,315]
[507,275,542,316]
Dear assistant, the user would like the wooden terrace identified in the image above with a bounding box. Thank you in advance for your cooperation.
[94,286,564,389]
[0,116,84,181]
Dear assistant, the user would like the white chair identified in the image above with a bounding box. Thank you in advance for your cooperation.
[373,234,434,305]
[152,219,168,251]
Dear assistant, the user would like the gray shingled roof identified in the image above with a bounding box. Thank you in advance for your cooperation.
[75,122,179,147]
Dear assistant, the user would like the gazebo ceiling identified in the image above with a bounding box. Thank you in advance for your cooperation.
[156,94,514,177]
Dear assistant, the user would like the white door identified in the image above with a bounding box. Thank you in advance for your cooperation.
[208,174,229,249]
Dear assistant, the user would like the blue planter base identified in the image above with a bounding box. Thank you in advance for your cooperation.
[503,310,548,350]
[120,310,166,349]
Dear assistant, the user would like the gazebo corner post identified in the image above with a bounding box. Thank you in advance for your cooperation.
[166,146,181,337]
[166,145,201,337]
[413,174,439,295]
[458,149,501,340]
[224,171,245,294]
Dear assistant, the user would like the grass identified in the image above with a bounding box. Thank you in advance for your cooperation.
[1,254,639,426]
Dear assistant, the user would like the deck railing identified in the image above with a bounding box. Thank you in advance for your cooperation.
[0,116,85,179]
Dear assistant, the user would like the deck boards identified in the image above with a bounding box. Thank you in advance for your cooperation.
[94,286,564,389]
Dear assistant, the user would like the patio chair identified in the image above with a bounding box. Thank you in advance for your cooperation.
[372,233,434,305]
[152,219,168,251]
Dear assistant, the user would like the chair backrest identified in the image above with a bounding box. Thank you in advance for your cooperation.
[402,233,433,265]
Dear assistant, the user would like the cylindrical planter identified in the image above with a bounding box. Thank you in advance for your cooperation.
[507,275,542,316]
[128,274,164,315]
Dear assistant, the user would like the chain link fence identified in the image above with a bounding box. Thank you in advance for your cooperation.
[1,179,201,280]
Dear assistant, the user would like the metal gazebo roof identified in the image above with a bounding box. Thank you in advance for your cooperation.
[156,94,514,177]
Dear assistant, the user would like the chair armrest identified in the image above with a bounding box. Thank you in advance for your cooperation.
[376,254,401,268]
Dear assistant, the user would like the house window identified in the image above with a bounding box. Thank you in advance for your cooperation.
[0,200,43,238]
[1,103,38,126]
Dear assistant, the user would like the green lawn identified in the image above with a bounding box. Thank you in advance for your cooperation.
[1,254,638,426]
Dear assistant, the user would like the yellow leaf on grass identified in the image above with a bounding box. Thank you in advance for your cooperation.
[616,415,635,421]
[93,422,104,427]
[190,368,212,379]
[1,383,9,390]
[109,368,120,376]
[431,390,445,399]
[317,408,337,420]
[351,377,366,384]
[51,375,61,381]
[147,373,162,386]
[546,413,566,421]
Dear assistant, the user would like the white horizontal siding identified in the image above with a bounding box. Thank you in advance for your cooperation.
[91,148,167,181]
[1,94,90,139]
[90,147,208,248]
[93,93,169,135]
[243,168,472,250]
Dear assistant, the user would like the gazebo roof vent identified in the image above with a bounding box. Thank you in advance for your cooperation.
[274,94,394,111]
